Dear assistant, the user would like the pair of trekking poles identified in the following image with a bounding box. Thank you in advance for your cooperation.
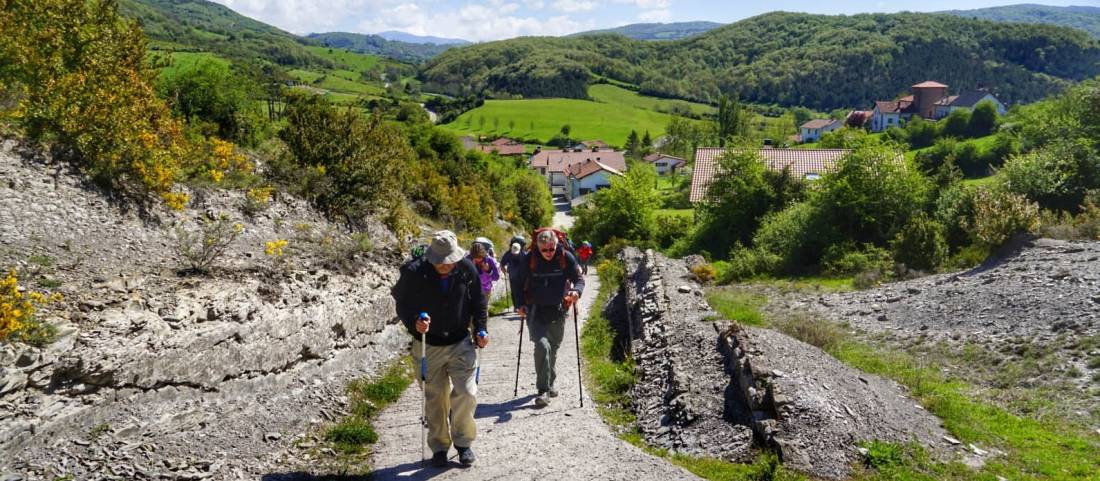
[512,303,584,408]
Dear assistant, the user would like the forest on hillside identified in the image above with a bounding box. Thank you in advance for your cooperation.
[421,11,1100,110]
[945,4,1100,40]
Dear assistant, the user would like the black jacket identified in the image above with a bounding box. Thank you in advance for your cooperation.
[519,246,585,308]
[500,251,524,281]
[392,257,488,346]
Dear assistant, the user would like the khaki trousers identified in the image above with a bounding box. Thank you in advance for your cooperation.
[414,337,479,453]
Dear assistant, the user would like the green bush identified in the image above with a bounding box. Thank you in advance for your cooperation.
[721,245,781,282]
[890,213,948,272]
[158,58,263,145]
[655,214,693,250]
[934,183,978,250]
[821,243,893,278]
[969,188,1040,248]
[1000,139,1100,212]
[753,201,827,273]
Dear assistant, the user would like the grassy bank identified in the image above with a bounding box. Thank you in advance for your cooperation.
[706,289,1100,481]
[318,355,415,472]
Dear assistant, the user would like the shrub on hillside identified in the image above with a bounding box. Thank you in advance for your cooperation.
[158,58,264,145]
[690,263,718,284]
[999,140,1100,212]
[753,201,828,273]
[171,214,243,273]
[655,214,693,250]
[721,245,781,283]
[0,0,193,205]
[969,188,1040,248]
[821,243,894,278]
[571,164,660,248]
[1,270,61,346]
[934,183,979,250]
[890,213,949,272]
[275,93,411,228]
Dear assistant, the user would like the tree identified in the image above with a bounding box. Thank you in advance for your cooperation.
[158,58,257,143]
[625,130,640,156]
[478,115,486,130]
[529,120,535,133]
[560,124,571,137]
[941,109,971,138]
[904,117,938,148]
[968,101,999,137]
[508,119,516,132]
[493,117,500,131]
[695,149,781,255]
[642,130,653,151]
[716,94,750,147]
[571,163,661,247]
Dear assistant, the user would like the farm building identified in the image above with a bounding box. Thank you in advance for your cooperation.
[566,159,624,200]
[799,119,842,143]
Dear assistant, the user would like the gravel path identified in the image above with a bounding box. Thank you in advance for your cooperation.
[551,196,574,230]
[369,274,701,481]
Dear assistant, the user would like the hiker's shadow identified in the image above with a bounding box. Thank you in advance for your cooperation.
[365,460,455,481]
[476,395,535,424]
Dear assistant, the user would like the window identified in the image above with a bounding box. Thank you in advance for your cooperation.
[804,172,821,181]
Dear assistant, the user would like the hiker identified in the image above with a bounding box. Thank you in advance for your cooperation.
[391,230,489,468]
[499,235,527,311]
[517,229,585,408]
[468,240,500,314]
[576,241,593,275]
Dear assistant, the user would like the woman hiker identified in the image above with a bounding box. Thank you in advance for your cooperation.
[468,240,500,314]
[576,241,593,275]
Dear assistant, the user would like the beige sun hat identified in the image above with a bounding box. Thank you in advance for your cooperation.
[426,230,467,265]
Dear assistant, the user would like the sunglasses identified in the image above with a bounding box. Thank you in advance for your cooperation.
[539,246,556,253]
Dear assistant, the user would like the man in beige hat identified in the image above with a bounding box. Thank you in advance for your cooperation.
[392,230,489,467]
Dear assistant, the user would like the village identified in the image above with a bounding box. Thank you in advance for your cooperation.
[461,80,1007,207]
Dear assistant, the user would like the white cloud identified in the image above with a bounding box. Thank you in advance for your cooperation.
[552,0,597,12]
[637,8,671,22]
[613,0,670,9]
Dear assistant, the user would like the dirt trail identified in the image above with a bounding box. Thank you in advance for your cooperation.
[369,274,701,481]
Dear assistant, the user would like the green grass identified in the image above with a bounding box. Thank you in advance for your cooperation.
[589,84,715,117]
[704,289,767,326]
[655,208,693,219]
[287,69,323,84]
[962,175,998,187]
[711,293,1100,481]
[489,295,513,317]
[304,46,383,72]
[325,356,414,454]
[155,51,229,79]
[442,97,691,146]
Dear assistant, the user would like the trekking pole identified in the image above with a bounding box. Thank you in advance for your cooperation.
[573,303,584,408]
[504,272,512,311]
[475,335,482,385]
[418,313,429,465]
[513,307,526,397]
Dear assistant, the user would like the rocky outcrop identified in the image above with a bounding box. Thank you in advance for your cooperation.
[618,248,950,480]
[0,139,412,480]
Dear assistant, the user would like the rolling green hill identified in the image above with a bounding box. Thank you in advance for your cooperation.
[118,0,326,67]
[421,11,1100,110]
[572,21,723,41]
[308,32,460,63]
[944,4,1100,40]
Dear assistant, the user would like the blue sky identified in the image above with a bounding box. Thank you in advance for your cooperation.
[212,0,1098,42]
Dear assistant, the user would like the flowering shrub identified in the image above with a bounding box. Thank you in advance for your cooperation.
[265,239,288,257]
[1,270,61,345]
[970,188,1041,248]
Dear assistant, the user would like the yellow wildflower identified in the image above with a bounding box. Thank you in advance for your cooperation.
[264,239,288,257]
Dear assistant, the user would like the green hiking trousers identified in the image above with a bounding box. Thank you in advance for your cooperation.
[527,305,566,394]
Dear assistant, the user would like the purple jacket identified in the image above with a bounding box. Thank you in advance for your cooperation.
[468,255,500,293]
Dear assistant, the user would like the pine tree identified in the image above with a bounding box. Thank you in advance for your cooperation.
[626,130,640,156]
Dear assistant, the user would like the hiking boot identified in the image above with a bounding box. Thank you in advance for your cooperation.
[431,450,448,468]
[534,393,551,408]
[456,446,476,467]
[547,389,559,398]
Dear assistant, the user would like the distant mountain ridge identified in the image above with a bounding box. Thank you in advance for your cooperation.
[571,21,723,40]
[943,4,1100,39]
[308,32,459,63]
[422,11,1100,110]
[376,31,469,45]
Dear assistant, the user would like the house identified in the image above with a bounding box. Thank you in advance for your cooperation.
[869,81,1006,132]
[933,90,1007,119]
[689,148,850,203]
[846,110,872,129]
[529,149,627,196]
[581,140,610,150]
[566,159,624,200]
[474,137,526,156]
[799,119,842,143]
[643,153,687,175]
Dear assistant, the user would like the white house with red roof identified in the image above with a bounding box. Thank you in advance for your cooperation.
[689,148,851,203]
[566,158,625,200]
[869,81,1005,132]
[529,148,626,195]
[643,153,687,175]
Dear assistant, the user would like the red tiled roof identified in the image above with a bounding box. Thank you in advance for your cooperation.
[800,119,838,130]
[874,99,916,115]
[689,148,850,203]
[529,149,627,174]
[913,81,948,88]
[934,95,960,106]
[569,159,625,180]
[490,137,516,146]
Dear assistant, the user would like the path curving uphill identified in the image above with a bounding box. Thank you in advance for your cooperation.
[368,274,701,481]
